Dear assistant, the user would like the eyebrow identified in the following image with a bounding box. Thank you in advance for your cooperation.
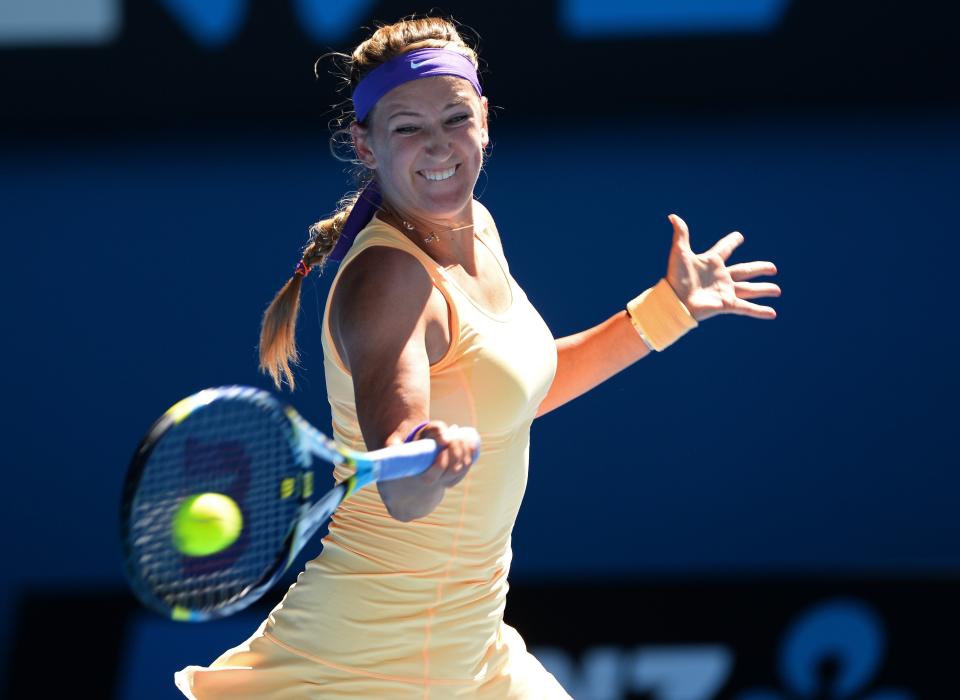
[386,98,468,121]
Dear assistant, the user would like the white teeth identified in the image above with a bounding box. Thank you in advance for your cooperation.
[421,166,457,181]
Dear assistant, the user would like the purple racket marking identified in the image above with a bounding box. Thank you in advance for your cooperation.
[180,437,252,574]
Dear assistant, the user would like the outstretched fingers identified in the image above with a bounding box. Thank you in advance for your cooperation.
[706,231,744,262]
[731,297,778,320]
[728,261,778,281]
[734,281,781,300]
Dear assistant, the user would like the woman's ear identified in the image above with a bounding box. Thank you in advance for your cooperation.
[350,122,377,169]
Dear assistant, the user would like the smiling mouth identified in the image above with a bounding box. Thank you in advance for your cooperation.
[418,164,460,182]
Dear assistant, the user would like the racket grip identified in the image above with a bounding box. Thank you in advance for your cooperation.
[373,427,481,481]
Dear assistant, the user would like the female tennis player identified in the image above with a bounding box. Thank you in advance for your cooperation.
[175,15,779,699]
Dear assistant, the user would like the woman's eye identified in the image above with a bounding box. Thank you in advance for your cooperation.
[394,115,468,134]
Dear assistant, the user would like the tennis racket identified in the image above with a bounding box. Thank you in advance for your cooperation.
[120,385,479,622]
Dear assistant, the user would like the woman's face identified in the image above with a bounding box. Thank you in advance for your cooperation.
[352,75,489,226]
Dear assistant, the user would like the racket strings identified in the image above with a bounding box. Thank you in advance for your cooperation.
[126,394,303,615]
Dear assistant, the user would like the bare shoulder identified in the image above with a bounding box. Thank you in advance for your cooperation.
[336,244,431,300]
[332,245,430,331]
[330,246,444,370]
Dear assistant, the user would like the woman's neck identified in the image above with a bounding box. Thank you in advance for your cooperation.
[379,202,478,270]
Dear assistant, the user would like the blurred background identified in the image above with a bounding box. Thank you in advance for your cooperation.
[2,1,958,697]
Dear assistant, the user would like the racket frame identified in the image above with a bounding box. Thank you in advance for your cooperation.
[121,386,458,622]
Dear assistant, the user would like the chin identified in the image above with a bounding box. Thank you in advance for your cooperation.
[416,188,473,213]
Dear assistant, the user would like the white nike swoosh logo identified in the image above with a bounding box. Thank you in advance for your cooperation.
[410,59,430,69]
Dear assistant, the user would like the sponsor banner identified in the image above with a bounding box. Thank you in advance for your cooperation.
[5,578,954,698]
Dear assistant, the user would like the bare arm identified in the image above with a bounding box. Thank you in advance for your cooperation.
[331,247,477,522]
[536,215,781,419]
[536,311,650,418]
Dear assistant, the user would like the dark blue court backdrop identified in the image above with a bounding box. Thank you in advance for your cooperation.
[1,1,958,697]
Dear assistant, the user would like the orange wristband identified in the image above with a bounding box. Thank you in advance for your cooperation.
[626,279,698,351]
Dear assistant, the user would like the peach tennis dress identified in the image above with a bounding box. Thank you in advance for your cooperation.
[175,200,570,698]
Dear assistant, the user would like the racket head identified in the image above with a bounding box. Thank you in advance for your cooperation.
[120,386,320,621]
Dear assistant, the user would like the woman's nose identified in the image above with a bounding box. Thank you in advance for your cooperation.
[423,127,453,158]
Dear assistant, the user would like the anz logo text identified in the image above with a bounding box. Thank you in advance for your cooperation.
[533,599,914,700]
[0,0,793,48]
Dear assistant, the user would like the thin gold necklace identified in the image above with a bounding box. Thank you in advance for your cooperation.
[391,211,473,244]
[400,219,439,243]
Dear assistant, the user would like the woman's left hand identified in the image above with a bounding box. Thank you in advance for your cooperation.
[665,214,781,322]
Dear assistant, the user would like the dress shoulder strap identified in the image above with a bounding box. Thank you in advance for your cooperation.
[471,200,509,272]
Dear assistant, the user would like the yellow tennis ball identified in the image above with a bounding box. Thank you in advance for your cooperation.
[171,492,243,557]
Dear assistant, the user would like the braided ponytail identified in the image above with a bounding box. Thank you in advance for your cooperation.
[258,189,362,389]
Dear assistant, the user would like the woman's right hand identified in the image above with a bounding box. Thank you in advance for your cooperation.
[378,421,479,521]
[413,420,480,489]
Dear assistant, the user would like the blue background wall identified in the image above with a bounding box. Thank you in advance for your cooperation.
[1,1,958,697]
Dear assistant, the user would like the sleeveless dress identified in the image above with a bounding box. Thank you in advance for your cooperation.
[175,200,569,699]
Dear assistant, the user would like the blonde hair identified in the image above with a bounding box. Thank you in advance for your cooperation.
[258,16,482,390]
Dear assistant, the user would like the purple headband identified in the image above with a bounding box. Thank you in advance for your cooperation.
[323,48,482,264]
[352,47,482,123]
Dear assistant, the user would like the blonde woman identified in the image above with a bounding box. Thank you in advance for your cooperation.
[175,15,779,699]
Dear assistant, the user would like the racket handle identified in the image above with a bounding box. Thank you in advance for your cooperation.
[371,427,481,482]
